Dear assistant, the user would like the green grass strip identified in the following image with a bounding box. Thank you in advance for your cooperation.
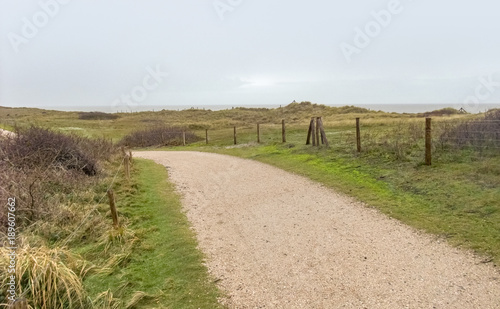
[85,158,223,308]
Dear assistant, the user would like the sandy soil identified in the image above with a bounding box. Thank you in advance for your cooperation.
[0,129,15,138]
[134,151,500,308]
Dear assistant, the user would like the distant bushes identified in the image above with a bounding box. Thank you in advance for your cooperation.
[419,108,464,117]
[439,109,500,149]
[78,111,119,120]
[119,126,200,147]
[283,101,371,114]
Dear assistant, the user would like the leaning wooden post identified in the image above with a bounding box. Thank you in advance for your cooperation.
[425,118,432,166]
[356,118,361,152]
[306,118,314,145]
[315,117,320,147]
[282,119,286,143]
[233,126,237,145]
[319,117,325,144]
[124,154,130,181]
[182,131,186,146]
[257,124,261,143]
[106,189,119,228]
[311,118,316,146]
[318,118,329,147]
[205,129,209,144]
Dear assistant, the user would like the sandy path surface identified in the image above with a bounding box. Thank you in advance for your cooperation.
[135,151,500,308]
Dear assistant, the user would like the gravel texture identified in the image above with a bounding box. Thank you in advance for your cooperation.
[135,151,500,308]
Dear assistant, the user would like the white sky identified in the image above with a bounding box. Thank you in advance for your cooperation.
[1,0,499,112]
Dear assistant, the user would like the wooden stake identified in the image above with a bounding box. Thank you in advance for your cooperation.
[124,154,130,181]
[182,131,186,146]
[205,129,209,144]
[315,117,320,147]
[311,118,316,146]
[425,118,432,166]
[233,126,237,145]
[356,118,361,152]
[282,119,286,143]
[107,189,119,228]
[318,118,329,147]
[257,124,261,143]
[306,118,314,145]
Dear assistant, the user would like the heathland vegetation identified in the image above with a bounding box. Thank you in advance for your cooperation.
[1,102,499,307]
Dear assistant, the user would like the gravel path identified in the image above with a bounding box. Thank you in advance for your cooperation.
[135,151,500,308]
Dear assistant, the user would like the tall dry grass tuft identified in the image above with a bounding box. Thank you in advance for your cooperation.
[0,242,93,308]
[92,290,121,309]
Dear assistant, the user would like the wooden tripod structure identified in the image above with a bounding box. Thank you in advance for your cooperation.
[306,117,329,147]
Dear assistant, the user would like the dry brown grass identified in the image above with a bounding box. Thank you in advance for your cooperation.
[0,241,93,308]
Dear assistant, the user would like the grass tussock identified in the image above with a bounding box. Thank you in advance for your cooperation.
[0,243,92,308]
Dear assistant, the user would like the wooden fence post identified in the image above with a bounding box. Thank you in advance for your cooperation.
[233,126,237,145]
[306,118,314,145]
[124,154,130,181]
[106,189,119,228]
[315,117,320,147]
[182,131,186,146]
[282,119,286,143]
[356,118,361,153]
[205,129,209,144]
[311,118,316,146]
[425,118,432,166]
[11,299,28,309]
[257,124,261,143]
[318,117,329,147]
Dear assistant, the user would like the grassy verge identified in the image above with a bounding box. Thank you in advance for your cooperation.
[83,159,223,309]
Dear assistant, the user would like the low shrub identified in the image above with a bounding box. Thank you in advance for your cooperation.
[439,109,500,149]
[78,112,119,120]
[119,126,199,147]
[3,126,99,175]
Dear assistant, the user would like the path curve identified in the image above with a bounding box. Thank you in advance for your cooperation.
[135,151,500,308]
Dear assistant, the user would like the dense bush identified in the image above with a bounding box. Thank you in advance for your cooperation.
[78,111,119,120]
[0,126,115,231]
[2,127,100,175]
[119,126,199,147]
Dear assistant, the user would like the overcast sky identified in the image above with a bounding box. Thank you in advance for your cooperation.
[1,0,499,112]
